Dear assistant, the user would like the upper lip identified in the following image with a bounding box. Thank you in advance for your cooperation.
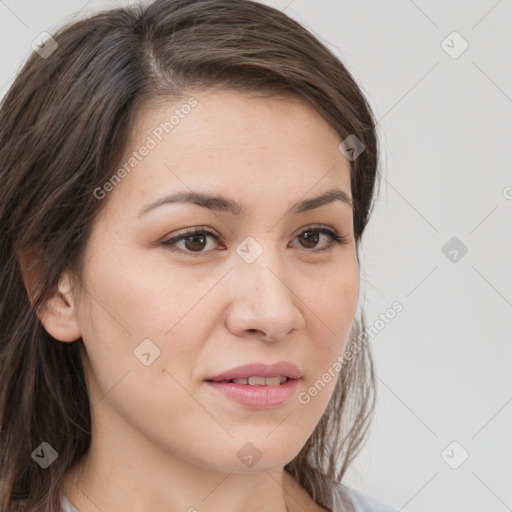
[206,362,303,382]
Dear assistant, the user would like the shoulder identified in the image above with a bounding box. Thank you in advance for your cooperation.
[331,483,399,512]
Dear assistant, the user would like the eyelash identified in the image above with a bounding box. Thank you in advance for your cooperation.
[160,225,349,258]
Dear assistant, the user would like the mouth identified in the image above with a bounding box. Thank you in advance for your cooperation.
[204,377,301,409]
[205,361,303,383]
[205,376,292,386]
[203,362,302,408]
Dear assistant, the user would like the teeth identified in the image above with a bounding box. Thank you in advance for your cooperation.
[231,376,288,385]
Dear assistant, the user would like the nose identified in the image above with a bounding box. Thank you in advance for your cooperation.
[225,246,306,342]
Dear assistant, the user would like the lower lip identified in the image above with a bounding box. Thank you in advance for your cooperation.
[205,378,301,409]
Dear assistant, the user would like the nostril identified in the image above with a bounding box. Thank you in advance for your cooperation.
[247,329,266,336]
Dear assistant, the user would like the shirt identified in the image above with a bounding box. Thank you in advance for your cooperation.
[61,484,398,511]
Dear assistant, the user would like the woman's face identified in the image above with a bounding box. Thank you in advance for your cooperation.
[72,89,359,473]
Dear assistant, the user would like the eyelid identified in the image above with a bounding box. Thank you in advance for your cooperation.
[160,226,224,244]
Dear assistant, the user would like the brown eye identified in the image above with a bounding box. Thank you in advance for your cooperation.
[182,233,208,252]
[298,230,320,249]
[161,228,223,257]
[292,227,348,252]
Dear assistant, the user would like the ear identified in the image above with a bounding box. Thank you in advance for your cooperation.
[17,246,82,342]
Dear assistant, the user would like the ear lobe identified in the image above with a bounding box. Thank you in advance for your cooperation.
[17,246,82,343]
[40,273,82,342]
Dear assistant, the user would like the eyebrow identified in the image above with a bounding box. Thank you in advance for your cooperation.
[136,188,353,218]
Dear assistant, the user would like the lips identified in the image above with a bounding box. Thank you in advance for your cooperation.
[205,367,302,408]
[205,361,303,383]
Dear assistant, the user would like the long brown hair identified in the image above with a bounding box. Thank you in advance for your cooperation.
[0,1,380,510]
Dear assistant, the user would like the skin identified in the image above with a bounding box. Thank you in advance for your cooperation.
[25,89,359,512]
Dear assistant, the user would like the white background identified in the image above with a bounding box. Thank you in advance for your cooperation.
[1,1,511,511]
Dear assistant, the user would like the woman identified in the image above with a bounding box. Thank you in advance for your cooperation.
[0,1,397,511]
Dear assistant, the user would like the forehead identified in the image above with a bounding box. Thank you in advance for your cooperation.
[106,89,352,216]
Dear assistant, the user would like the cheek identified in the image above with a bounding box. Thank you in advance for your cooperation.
[76,247,219,397]
[80,240,209,339]
[294,273,359,426]
[297,263,359,408]
[76,258,211,449]
[306,261,360,349]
